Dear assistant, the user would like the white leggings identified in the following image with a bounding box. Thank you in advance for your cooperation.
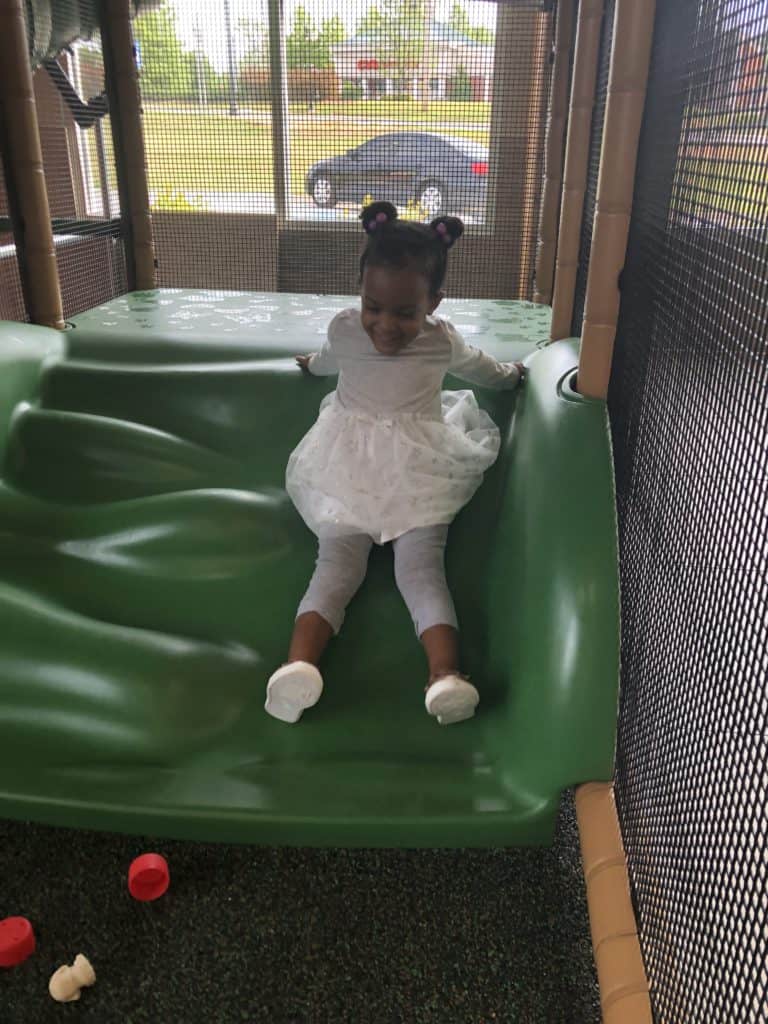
[297,525,457,637]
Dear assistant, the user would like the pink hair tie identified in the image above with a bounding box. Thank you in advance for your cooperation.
[434,222,452,244]
[367,211,390,232]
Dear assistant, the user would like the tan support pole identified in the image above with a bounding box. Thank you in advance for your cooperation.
[575,783,653,1024]
[99,0,155,290]
[533,0,575,305]
[489,4,551,299]
[577,0,656,399]
[0,0,64,328]
[550,0,604,340]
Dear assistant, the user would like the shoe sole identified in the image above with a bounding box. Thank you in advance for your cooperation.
[265,663,323,723]
[425,677,480,726]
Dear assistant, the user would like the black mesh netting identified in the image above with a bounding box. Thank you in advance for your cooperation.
[0,166,27,322]
[133,0,553,298]
[35,28,128,320]
[610,1,768,1022]
[1,5,125,323]
[570,0,613,336]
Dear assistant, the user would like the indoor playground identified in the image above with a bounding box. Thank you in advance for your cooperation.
[0,0,765,1020]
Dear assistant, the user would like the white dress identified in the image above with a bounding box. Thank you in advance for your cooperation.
[286,308,521,544]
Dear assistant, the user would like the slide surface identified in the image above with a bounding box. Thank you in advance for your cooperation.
[0,291,618,846]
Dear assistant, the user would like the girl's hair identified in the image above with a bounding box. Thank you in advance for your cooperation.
[359,201,464,296]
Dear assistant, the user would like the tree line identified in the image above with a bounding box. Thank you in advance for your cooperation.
[133,0,493,102]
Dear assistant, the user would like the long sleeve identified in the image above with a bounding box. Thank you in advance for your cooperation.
[444,320,521,390]
[308,310,348,376]
[308,341,339,376]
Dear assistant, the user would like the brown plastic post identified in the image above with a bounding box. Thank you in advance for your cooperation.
[518,12,553,299]
[100,0,155,290]
[549,0,604,339]
[576,0,656,398]
[575,783,653,1023]
[0,0,64,327]
[533,0,575,305]
[489,5,553,299]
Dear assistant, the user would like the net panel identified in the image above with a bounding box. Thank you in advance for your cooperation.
[134,0,553,298]
[570,0,613,336]
[610,1,768,1021]
[35,20,128,319]
[0,164,27,322]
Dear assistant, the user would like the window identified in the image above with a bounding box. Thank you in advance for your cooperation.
[286,0,498,225]
[129,0,553,297]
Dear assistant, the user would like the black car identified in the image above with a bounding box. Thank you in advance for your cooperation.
[305,131,488,217]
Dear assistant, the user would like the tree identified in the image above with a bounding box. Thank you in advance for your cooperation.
[448,2,472,38]
[286,7,345,70]
[133,2,195,101]
[362,0,426,96]
[285,7,346,81]
[286,6,317,69]
[449,64,472,100]
[449,2,494,44]
[471,26,493,44]
[317,16,346,69]
[357,6,386,37]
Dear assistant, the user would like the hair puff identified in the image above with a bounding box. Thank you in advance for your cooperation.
[360,201,398,234]
[429,216,464,249]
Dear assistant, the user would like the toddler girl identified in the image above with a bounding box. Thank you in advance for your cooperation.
[265,201,525,726]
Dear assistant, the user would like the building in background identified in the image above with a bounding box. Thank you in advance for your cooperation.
[332,22,493,102]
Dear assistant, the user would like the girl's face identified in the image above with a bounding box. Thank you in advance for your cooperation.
[360,265,442,356]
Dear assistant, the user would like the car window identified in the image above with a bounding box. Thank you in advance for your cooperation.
[357,136,398,158]
[402,135,452,161]
[354,140,379,158]
[444,136,489,160]
[395,134,428,156]
[430,138,457,158]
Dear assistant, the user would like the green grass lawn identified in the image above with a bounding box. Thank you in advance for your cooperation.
[688,163,767,222]
[313,99,491,122]
[137,108,488,199]
[90,105,764,225]
[143,99,490,123]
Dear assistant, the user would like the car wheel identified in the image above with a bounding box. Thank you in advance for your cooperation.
[311,176,336,208]
[417,180,447,218]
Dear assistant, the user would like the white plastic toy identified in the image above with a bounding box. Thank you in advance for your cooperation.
[48,953,96,1002]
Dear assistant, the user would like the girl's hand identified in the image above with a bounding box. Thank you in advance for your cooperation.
[513,361,528,382]
[296,354,313,373]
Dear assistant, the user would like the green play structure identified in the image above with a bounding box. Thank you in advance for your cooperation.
[0,291,618,846]
[4,0,766,1018]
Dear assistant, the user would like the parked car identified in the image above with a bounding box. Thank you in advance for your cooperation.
[305,131,489,217]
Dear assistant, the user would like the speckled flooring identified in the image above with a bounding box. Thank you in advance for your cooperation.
[0,794,599,1024]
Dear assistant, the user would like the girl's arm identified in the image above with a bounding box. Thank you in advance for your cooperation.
[445,321,525,389]
[296,310,346,375]
[296,345,338,375]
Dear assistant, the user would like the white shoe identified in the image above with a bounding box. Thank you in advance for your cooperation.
[265,662,323,723]
[425,675,480,725]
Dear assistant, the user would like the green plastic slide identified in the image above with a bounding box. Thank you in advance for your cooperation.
[0,290,619,846]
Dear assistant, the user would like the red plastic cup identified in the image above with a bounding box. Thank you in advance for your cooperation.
[128,853,170,902]
[0,916,36,967]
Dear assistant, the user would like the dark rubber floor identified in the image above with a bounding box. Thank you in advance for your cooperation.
[0,794,599,1024]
